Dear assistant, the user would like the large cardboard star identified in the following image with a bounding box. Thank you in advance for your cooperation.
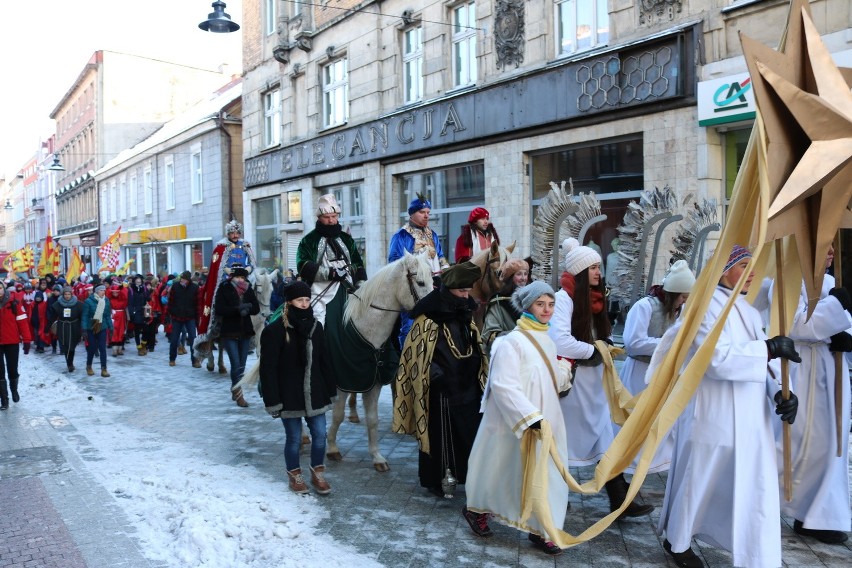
[741,0,852,316]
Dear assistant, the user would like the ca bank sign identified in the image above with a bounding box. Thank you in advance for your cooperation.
[697,73,756,127]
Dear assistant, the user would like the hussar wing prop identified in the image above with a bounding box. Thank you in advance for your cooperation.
[564,192,605,247]
[670,198,720,275]
[531,180,580,287]
[612,186,679,306]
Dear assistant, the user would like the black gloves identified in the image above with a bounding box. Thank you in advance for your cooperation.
[299,261,320,286]
[829,287,852,312]
[765,336,802,363]
[774,390,799,424]
[330,267,348,282]
[239,302,252,317]
[829,331,852,353]
[23,342,30,354]
[586,346,603,366]
[528,420,541,430]
[354,267,368,283]
[432,275,442,289]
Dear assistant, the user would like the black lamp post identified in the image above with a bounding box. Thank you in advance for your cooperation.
[199,1,240,33]
[3,199,12,210]
[48,154,64,172]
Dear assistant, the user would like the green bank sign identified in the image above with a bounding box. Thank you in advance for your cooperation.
[697,73,755,127]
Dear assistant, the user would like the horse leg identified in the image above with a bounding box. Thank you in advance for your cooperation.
[347,392,360,423]
[206,349,214,372]
[326,389,347,462]
[363,385,389,472]
[218,340,228,374]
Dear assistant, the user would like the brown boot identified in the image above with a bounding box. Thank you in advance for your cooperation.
[138,342,148,356]
[86,366,95,376]
[101,368,110,378]
[192,358,201,368]
[287,468,310,494]
[310,465,332,495]
[178,345,187,355]
[231,387,249,408]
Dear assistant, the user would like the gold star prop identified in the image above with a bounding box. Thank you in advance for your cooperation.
[741,0,852,316]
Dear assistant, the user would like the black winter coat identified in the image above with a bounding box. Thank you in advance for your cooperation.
[259,313,336,417]
[214,281,260,338]
[50,299,83,348]
[128,285,150,325]
[168,281,199,321]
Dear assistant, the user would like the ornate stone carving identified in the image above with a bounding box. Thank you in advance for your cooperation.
[273,44,292,65]
[494,0,524,70]
[639,0,682,26]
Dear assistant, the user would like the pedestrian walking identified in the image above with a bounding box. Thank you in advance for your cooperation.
[215,264,260,407]
[30,291,51,353]
[168,271,201,368]
[51,286,84,373]
[109,280,129,356]
[465,281,573,555]
[259,281,337,495]
[0,280,33,408]
[82,284,113,377]
[46,284,62,354]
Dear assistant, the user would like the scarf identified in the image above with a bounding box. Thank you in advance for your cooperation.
[315,221,343,239]
[287,305,315,367]
[93,295,106,323]
[560,271,605,314]
[57,295,78,308]
[518,312,550,331]
[232,279,249,297]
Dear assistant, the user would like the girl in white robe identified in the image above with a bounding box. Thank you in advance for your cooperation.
[465,281,571,555]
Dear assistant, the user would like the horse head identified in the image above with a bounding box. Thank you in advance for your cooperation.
[252,267,279,317]
[470,240,517,301]
[397,250,434,311]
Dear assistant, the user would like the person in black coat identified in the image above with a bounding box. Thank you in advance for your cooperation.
[215,264,260,406]
[51,286,84,373]
[259,281,337,494]
[127,275,151,355]
[168,271,200,367]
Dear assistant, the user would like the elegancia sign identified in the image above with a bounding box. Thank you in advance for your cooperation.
[697,73,756,126]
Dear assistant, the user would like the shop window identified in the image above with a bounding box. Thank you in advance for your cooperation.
[253,196,283,270]
[328,183,365,262]
[530,135,643,282]
[555,0,608,56]
[398,162,485,261]
[403,26,424,104]
[723,128,751,205]
[452,2,477,88]
[323,59,349,128]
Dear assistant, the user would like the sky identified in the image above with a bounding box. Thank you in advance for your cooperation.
[18,352,384,568]
[0,0,243,177]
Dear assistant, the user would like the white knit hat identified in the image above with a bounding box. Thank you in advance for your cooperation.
[562,238,602,276]
[316,193,342,216]
[662,259,696,293]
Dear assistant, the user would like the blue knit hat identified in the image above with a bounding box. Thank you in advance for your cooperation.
[724,244,752,274]
[407,194,432,216]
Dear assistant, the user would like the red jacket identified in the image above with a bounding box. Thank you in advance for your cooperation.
[1,296,33,344]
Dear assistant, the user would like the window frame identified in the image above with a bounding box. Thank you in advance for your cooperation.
[555,0,609,57]
[129,173,138,218]
[403,26,424,104]
[190,143,203,204]
[110,181,118,223]
[451,1,477,88]
[265,0,277,36]
[165,156,175,211]
[119,176,127,220]
[322,58,349,129]
[144,166,153,216]
[263,88,281,148]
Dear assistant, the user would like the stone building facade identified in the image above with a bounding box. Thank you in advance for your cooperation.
[239,0,851,289]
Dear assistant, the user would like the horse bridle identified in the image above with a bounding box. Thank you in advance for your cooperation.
[480,251,503,296]
[351,267,424,313]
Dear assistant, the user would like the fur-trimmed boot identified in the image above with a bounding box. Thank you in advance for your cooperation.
[310,465,332,495]
[137,341,147,356]
[231,386,249,408]
[9,375,20,403]
[287,468,310,494]
[604,473,654,519]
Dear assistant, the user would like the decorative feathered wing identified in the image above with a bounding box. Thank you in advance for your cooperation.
[611,186,678,305]
[670,198,719,274]
[530,181,580,285]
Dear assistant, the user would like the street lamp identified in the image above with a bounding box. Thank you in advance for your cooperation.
[3,199,12,210]
[198,1,240,33]
[47,154,64,172]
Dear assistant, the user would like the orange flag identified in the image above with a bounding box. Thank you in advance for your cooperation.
[66,249,85,282]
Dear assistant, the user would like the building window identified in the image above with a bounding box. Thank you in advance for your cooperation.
[403,26,424,104]
[191,144,203,204]
[253,196,282,269]
[129,174,138,218]
[165,156,175,210]
[323,59,349,128]
[110,181,118,223]
[263,89,281,147]
[265,0,276,35]
[556,0,609,56]
[452,2,477,88]
[398,162,485,259]
[329,183,366,262]
[144,167,153,215]
[119,177,127,220]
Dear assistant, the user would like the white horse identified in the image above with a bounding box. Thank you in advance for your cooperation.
[236,251,433,472]
[250,267,279,346]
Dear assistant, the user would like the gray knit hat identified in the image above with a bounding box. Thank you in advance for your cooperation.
[511,281,555,313]
[94,284,106,294]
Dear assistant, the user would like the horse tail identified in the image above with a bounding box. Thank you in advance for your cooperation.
[234,359,261,393]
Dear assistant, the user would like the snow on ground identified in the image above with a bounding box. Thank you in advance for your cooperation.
[19,355,383,568]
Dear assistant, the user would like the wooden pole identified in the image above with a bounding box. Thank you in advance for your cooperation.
[776,242,793,502]
[833,232,843,457]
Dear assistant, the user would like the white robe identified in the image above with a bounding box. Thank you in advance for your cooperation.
[466,329,569,539]
[658,286,783,568]
[548,289,613,466]
[777,274,851,531]
[619,295,674,473]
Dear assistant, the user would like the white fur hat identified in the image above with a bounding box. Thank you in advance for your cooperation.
[663,259,696,293]
[562,238,602,276]
[316,193,342,216]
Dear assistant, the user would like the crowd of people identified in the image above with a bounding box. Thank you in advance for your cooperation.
[1,192,849,566]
